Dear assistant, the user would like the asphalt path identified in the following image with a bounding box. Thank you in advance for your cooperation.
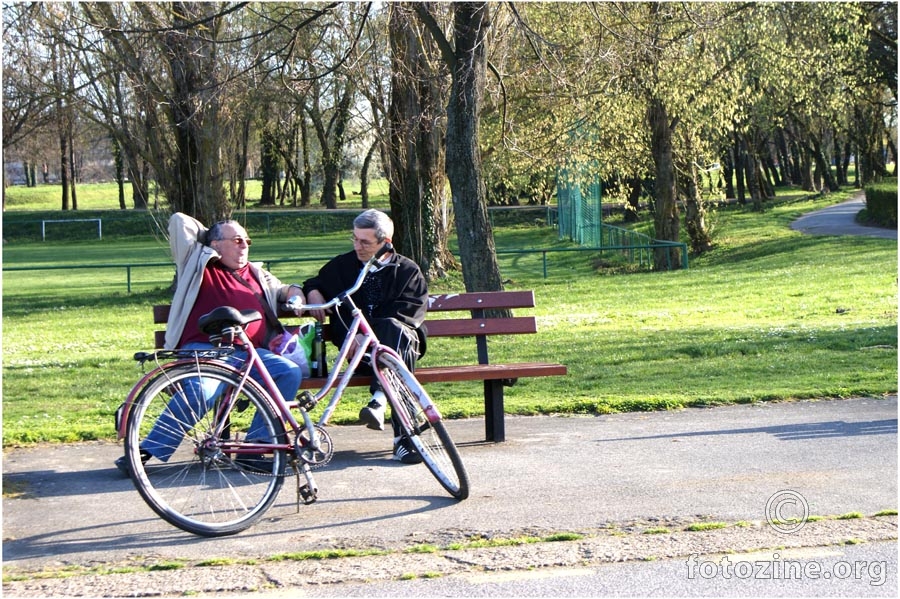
[2,396,897,596]
[789,194,897,239]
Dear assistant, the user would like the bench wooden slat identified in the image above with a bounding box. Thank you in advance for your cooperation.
[424,316,537,337]
[415,362,567,382]
[156,290,536,323]
[154,304,538,344]
[156,315,537,343]
[427,290,534,312]
[154,304,170,324]
[298,362,567,389]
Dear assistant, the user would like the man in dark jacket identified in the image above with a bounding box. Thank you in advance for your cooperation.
[302,209,428,463]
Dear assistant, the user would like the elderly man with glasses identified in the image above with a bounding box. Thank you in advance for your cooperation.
[115,212,305,476]
[303,209,428,464]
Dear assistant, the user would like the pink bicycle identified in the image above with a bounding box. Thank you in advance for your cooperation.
[118,245,468,537]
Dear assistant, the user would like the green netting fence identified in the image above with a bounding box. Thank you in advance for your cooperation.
[556,167,687,270]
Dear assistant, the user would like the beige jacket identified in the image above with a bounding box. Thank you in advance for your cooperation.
[164,212,287,349]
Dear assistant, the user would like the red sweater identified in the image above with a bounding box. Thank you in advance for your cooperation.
[180,263,269,347]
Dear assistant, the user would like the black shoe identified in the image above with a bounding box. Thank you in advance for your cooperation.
[359,397,386,431]
[115,450,151,477]
[393,436,423,465]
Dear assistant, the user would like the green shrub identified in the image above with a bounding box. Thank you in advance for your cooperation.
[864,180,898,227]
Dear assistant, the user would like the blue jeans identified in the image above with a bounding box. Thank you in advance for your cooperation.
[141,342,302,462]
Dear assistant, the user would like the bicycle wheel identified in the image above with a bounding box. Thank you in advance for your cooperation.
[125,362,287,536]
[377,352,469,500]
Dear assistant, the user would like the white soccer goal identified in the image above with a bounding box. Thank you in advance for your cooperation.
[41,218,102,241]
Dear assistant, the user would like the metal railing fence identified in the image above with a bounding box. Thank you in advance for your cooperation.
[4,241,688,294]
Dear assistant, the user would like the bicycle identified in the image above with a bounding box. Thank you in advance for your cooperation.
[118,244,469,537]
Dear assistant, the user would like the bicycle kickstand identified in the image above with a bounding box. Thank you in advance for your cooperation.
[292,462,318,510]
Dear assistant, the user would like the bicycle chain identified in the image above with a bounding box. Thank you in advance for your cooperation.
[230,425,334,478]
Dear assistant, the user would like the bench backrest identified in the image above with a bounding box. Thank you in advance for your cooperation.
[153,290,538,363]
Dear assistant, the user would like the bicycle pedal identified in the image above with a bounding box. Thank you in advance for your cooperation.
[298,484,317,505]
[296,391,317,411]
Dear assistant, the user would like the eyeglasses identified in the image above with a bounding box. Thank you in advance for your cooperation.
[217,236,252,246]
[350,235,378,248]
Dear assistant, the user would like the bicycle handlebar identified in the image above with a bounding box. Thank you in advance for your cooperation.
[283,242,394,313]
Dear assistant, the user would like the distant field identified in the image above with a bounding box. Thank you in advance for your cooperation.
[3,179,392,212]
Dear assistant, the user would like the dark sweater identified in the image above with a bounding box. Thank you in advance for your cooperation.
[302,250,428,348]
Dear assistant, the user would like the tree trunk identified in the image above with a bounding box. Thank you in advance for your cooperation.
[745,151,763,211]
[130,156,150,210]
[721,152,735,199]
[300,116,311,207]
[59,125,70,211]
[682,161,712,255]
[233,115,250,209]
[624,176,642,223]
[122,138,148,209]
[854,96,887,185]
[259,128,279,206]
[810,135,839,192]
[360,139,377,210]
[885,136,897,177]
[774,128,793,186]
[760,158,775,199]
[53,38,70,211]
[388,2,454,280]
[733,131,746,205]
[799,146,815,191]
[113,138,126,210]
[763,149,780,190]
[317,84,354,210]
[156,2,228,224]
[68,128,78,210]
[442,2,505,291]
[839,140,852,186]
[647,97,681,270]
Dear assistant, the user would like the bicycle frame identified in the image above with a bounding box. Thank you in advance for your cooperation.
[307,296,401,426]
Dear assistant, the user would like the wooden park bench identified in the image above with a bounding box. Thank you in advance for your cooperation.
[152,290,567,442]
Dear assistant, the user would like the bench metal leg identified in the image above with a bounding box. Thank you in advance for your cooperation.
[483,380,505,442]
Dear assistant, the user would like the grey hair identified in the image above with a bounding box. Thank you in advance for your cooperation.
[353,209,393,241]
[206,220,241,245]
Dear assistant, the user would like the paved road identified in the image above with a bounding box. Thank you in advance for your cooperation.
[789,195,897,239]
[3,396,897,597]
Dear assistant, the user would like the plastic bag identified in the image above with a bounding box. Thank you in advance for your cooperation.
[273,323,315,378]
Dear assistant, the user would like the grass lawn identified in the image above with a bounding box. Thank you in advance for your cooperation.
[1,186,897,445]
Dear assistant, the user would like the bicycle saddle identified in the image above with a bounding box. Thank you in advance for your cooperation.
[198,306,262,335]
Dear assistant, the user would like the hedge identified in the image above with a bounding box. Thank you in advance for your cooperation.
[864,179,898,228]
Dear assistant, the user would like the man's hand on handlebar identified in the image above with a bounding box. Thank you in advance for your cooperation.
[305,289,330,322]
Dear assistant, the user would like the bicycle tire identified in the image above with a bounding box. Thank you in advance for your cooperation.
[377,352,470,500]
[125,361,287,536]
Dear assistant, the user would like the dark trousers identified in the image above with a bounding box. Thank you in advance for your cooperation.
[356,317,422,439]
[358,317,421,394]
